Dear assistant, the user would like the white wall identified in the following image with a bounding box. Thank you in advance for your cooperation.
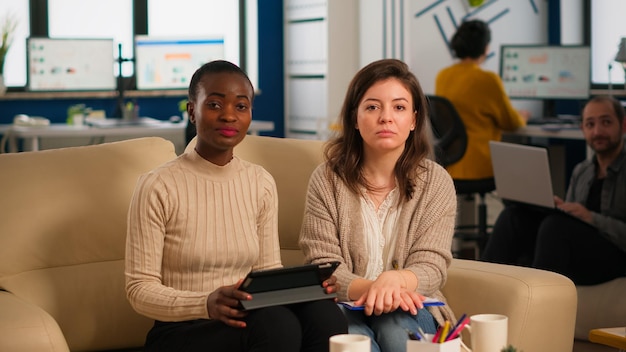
[560,0,583,45]
[359,0,551,116]
[287,0,562,136]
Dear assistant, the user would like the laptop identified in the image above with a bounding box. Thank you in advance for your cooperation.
[237,261,339,310]
[489,141,556,208]
[489,141,597,228]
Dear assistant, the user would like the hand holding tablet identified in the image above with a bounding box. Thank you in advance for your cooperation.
[238,261,340,310]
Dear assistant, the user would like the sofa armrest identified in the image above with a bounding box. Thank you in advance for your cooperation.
[0,290,69,352]
[443,259,577,352]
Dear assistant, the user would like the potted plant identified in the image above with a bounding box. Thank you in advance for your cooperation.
[0,12,17,94]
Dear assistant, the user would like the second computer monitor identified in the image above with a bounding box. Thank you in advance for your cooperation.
[500,45,591,100]
[134,36,225,90]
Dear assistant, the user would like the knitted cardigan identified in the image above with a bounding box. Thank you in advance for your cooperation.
[299,158,457,324]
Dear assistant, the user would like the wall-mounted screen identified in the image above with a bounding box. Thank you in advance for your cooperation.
[499,45,591,100]
[134,36,225,90]
[27,37,116,91]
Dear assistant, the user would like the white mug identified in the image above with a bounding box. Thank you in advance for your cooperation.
[329,333,371,352]
[461,314,508,352]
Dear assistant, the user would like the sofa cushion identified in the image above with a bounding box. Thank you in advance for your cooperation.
[575,277,626,340]
[0,137,177,351]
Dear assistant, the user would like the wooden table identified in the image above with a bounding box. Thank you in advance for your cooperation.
[589,327,626,351]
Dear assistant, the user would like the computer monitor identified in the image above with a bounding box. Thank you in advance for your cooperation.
[499,45,591,100]
[26,37,116,92]
[134,36,225,90]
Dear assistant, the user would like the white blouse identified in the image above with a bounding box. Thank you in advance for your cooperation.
[360,188,402,280]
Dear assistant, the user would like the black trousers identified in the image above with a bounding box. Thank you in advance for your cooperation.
[481,203,626,285]
[145,299,348,352]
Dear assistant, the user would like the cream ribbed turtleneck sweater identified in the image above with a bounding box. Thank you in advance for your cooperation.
[125,149,281,322]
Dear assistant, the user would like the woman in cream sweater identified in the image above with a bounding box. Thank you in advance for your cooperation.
[126,60,347,352]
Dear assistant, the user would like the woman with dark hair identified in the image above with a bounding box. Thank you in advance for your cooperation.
[299,58,457,352]
[435,19,529,180]
[126,60,347,352]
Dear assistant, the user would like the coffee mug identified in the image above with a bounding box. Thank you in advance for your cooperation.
[329,334,371,352]
[461,314,508,352]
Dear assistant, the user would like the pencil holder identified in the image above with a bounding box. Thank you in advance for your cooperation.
[406,334,461,352]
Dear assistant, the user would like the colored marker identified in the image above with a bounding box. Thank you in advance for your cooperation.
[446,316,470,341]
[439,321,451,343]
[446,313,466,340]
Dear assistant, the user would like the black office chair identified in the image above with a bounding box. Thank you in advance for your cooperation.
[425,95,496,258]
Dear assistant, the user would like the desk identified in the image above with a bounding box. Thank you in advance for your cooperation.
[248,120,275,136]
[1,120,276,153]
[504,125,583,140]
[3,122,186,153]
[589,327,626,351]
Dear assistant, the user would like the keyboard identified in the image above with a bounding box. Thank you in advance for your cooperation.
[527,116,581,125]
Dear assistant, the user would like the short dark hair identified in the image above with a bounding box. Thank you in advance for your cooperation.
[583,95,625,125]
[325,58,431,202]
[450,20,491,59]
[187,60,254,103]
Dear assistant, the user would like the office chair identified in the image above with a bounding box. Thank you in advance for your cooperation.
[425,95,496,258]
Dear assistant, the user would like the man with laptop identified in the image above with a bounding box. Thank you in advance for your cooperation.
[481,95,626,286]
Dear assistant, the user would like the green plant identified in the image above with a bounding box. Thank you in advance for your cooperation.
[0,12,18,75]
[501,344,522,352]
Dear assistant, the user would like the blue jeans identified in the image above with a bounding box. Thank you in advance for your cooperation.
[339,305,437,352]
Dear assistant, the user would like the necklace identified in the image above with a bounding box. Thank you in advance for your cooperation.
[367,186,394,210]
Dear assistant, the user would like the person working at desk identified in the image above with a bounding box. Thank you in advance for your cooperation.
[125,60,347,352]
[481,95,626,285]
[435,19,529,179]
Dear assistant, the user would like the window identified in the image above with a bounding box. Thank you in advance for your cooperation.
[48,0,133,77]
[0,0,29,87]
[1,0,258,90]
[146,0,258,89]
[589,0,626,86]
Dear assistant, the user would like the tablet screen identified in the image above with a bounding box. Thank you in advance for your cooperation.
[240,261,340,294]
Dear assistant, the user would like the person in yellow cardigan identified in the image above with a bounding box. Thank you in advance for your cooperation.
[435,19,529,180]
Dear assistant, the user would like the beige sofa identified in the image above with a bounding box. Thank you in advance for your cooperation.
[0,135,578,351]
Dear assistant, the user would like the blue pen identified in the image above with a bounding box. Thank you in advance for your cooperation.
[447,313,466,340]
[406,329,421,341]
[417,326,428,341]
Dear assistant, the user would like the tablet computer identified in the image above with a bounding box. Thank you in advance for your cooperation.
[238,261,340,310]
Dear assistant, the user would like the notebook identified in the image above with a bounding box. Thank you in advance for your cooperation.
[238,261,339,310]
[489,141,597,228]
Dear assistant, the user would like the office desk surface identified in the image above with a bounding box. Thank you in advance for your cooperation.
[4,122,185,152]
[1,120,275,153]
[504,125,584,140]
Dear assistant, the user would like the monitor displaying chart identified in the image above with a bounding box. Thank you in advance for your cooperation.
[499,45,591,100]
[27,37,116,91]
[134,36,225,90]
